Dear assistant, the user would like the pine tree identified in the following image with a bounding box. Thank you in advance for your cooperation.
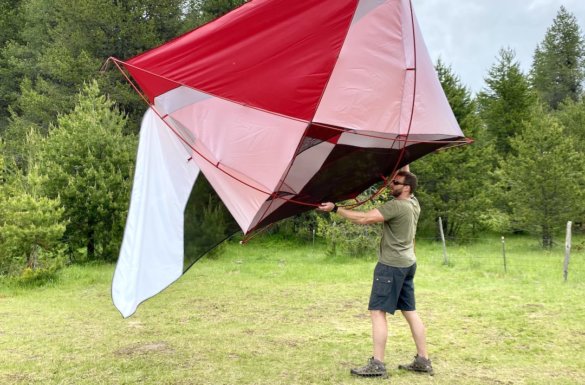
[412,60,495,239]
[555,97,585,148]
[39,81,136,262]
[531,6,585,110]
[478,48,536,155]
[1,0,190,162]
[497,105,585,247]
[0,135,66,277]
[193,0,247,24]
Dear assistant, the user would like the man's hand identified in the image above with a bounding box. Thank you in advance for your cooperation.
[317,202,335,212]
[317,202,384,224]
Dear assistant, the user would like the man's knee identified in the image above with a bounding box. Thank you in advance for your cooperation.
[370,310,386,319]
[401,310,424,326]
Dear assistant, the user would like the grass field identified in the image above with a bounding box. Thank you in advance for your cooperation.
[1,235,584,384]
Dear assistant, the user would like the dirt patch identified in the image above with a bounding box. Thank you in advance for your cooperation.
[115,341,173,357]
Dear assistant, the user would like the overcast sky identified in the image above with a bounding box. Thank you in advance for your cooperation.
[412,0,585,95]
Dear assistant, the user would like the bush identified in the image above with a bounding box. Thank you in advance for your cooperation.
[315,190,387,258]
[0,193,66,276]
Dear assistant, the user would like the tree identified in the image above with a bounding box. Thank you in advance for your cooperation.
[0,170,66,276]
[0,136,66,277]
[1,0,192,163]
[531,6,585,110]
[497,105,585,247]
[413,60,495,239]
[478,48,536,155]
[316,190,386,258]
[0,0,24,129]
[0,0,23,46]
[190,0,246,24]
[39,81,136,261]
[555,97,585,148]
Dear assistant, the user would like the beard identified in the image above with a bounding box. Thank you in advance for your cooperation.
[391,187,402,198]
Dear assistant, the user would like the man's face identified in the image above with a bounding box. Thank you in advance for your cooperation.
[390,177,408,197]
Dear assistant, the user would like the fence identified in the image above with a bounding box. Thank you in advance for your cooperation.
[272,217,584,282]
[417,218,584,282]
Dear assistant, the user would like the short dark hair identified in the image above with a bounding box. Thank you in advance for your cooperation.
[395,170,417,193]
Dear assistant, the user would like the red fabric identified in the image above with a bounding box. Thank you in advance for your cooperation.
[126,0,358,121]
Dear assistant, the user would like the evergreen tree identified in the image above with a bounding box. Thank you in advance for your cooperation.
[0,135,66,277]
[0,168,66,276]
[497,105,585,247]
[1,0,191,164]
[555,97,585,148]
[0,0,22,46]
[531,6,585,110]
[413,60,495,239]
[39,81,136,262]
[193,0,247,24]
[478,48,536,155]
[0,0,24,129]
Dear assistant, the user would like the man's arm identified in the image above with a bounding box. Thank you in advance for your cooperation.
[317,202,385,225]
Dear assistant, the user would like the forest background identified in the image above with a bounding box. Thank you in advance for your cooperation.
[1,0,585,281]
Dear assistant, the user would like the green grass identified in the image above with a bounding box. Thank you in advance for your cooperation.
[1,235,584,384]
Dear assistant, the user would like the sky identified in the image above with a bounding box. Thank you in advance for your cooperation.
[412,0,585,95]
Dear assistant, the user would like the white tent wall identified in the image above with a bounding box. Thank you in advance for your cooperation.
[112,108,199,318]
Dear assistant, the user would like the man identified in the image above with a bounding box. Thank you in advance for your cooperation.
[317,169,433,378]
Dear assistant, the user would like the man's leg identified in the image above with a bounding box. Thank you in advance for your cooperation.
[371,310,387,361]
[350,310,388,377]
[401,310,427,358]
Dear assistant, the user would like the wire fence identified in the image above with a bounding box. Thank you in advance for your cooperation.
[287,219,584,283]
[413,220,585,282]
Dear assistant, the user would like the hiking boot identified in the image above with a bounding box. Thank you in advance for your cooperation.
[398,355,434,375]
[350,357,388,378]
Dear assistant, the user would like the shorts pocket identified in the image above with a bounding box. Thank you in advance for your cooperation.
[373,275,393,296]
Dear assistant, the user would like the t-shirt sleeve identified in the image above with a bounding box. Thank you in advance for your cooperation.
[377,199,399,221]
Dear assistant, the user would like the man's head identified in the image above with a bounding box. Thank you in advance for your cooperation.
[390,171,417,198]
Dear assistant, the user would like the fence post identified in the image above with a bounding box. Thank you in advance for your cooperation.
[564,221,572,282]
[501,236,507,273]
[438,217,448,265]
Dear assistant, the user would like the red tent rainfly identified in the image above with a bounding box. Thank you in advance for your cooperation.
[111,0,468,317]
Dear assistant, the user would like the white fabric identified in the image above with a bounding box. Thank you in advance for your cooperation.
[112,108,199,318]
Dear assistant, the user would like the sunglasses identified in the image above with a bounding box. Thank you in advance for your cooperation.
[390,179,408,186]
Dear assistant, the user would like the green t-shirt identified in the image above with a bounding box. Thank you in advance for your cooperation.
[376,196,420,267]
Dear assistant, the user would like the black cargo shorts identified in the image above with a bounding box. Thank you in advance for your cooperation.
[368,262,417,314]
